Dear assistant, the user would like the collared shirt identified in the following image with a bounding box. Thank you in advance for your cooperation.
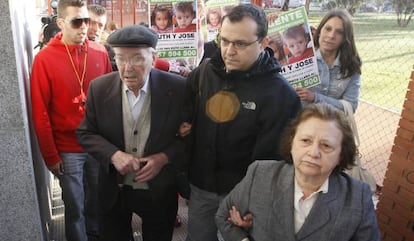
[122,76,149,121]
[294,177,329,233]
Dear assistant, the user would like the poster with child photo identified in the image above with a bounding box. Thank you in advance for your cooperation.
[149,0,200,72]
[267,6,320,89]
[203,0,238,41]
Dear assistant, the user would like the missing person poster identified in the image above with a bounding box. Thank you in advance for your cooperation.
[150,0,199,70]
[203,0,239,41]
[267,7,320,88]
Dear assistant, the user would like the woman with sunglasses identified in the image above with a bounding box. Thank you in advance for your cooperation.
[30,1,112,241]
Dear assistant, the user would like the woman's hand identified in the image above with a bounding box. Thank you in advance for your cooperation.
[295,87,315,102]
[228,206,253,229]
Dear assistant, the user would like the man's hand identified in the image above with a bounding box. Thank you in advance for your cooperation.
[228,206,253,229]
[295,87,315,102]
[134,152,168,182]
[179,122,192,137]
[178,66,191,77]
[111,151,139,175]
[48,162,64,176]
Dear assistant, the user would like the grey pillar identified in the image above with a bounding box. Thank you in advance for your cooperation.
[0,0,50,240]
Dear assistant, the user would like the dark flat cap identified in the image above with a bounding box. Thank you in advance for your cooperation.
[107,25,158,48]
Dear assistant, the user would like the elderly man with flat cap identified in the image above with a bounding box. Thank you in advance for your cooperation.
[77,25,187,241]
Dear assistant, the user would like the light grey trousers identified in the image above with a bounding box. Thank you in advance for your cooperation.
[186,184,227,241]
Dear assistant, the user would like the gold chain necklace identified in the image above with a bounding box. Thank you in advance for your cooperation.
[63,39,88,113]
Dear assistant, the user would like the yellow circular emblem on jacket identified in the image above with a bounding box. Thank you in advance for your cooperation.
[206,91,240,123]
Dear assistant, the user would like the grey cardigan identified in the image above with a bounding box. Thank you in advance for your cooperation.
[215,160,380,241]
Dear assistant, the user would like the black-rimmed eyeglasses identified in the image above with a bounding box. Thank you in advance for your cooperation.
[220,37,260,50]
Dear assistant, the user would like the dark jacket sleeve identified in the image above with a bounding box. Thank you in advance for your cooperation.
[77,73,124,173]
[352,182,381,241]
[216,162,259,241]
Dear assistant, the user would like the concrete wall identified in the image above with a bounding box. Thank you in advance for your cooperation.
[0,0,51,240]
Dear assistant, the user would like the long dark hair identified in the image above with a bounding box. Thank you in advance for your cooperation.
[314,9,361,79]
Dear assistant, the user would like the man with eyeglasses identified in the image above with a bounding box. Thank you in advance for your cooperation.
[30,1,112,241]
[77,25,187,241]
[184,4,301,241]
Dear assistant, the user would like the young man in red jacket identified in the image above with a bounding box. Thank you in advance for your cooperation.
[30,1,112,240]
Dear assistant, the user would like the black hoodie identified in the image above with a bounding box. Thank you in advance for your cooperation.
[185,47,302,194]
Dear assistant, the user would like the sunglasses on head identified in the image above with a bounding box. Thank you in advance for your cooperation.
[69,18,91,28]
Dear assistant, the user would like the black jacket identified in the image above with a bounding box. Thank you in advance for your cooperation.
[186,48,301,194]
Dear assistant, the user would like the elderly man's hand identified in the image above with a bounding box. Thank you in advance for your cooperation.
[111,151,139,175]
[134,152,168,182]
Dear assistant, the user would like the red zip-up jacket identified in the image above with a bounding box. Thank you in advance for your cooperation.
[30,33,112,167]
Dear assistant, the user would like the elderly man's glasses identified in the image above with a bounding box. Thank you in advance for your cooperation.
[114,55,147,67]
[66,18,91,28]
[220,37,260,50]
